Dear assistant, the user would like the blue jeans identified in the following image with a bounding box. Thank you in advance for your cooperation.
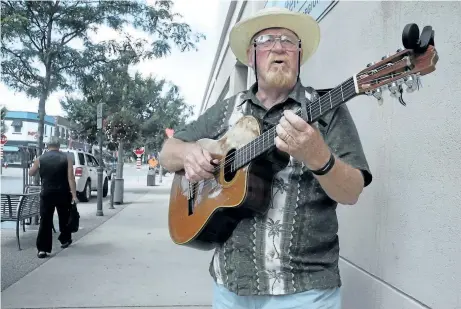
[212,283,341,309]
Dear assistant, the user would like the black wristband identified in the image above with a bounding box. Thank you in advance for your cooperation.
[309,153,335,176]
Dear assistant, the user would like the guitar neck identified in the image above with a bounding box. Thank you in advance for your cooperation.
[232,77,358,171]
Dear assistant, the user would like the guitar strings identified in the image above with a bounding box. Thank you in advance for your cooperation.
[212,78,356,170]
[189,88,357,197]
[189,63,401,195]
[190,83,357,194]
[194,83,356,188]
[231,78,356,163]
[188,83,358,196]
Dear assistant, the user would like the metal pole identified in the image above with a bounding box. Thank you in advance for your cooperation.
[109,177,115,209]
[113,140,124,205]
[96,128,104,216]
[96,103,104,216]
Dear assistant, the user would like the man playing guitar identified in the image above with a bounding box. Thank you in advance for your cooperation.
[160,7,372,309]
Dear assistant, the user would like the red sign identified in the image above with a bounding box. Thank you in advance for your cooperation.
[165,128,174,138]
[1,134,7,145]
[27,131,38,139]
[134,148,144,156]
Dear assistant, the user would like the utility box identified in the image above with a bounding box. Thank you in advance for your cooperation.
[147,168,156,186]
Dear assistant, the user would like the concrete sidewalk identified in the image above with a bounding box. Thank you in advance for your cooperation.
[1,170,153,291]
[1,173,215,309]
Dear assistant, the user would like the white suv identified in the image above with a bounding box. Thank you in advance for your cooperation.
[64,150,109,202]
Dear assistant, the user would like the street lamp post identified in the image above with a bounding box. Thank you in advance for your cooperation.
[96,103,104,216]
[114,140,124,204]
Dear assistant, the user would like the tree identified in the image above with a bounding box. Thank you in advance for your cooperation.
[61,69,192,153]
[62,55,137,148]
[1,106,8,134]
[1,0,204,155]
[137,81,193,154]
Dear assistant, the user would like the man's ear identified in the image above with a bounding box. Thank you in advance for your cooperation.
[246,47,254,68]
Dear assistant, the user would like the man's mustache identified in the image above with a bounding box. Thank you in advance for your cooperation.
[268,57,290,64]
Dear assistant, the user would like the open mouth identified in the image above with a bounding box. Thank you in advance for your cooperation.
[273,60,284,64]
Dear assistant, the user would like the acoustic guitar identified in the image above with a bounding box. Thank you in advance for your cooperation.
[168,23,439,250]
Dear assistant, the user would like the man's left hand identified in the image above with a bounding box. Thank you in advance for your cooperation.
[275,110,331,170]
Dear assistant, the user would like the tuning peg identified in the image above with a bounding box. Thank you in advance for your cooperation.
[404,74,423,92]
[388,82,403,98]
[372,88,383,105]
[396,48,404,53]
[404,75,417,92]
[366,62,375,67]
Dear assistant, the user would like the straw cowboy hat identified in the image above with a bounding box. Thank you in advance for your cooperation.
[229,7,320,66]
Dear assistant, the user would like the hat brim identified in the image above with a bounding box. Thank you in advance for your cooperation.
[230,10,320,66]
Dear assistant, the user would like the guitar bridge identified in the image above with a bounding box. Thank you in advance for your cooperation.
[187,183,196,215]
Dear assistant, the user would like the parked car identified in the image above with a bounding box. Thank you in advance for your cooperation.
[64,150,109,202]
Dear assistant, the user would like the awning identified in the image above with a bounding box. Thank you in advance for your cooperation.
[2,146,19,152]
[11,120,22,127]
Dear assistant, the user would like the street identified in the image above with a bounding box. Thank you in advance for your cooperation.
[0,167,25,194]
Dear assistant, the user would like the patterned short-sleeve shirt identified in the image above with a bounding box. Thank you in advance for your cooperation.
[173,81,372,296]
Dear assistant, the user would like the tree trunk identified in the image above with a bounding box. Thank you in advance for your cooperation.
[33,89,49,187]
[37,91,47,155]
[37,61,52,156]
[116,140,124,179]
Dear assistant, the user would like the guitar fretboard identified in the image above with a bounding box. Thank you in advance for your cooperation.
[231,77,357,171]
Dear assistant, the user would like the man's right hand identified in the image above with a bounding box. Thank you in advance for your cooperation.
[183,143,219,182]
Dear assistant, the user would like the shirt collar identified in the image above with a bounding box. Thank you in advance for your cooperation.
[241,80,308,108]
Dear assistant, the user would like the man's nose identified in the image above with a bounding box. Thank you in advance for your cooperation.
[271,40,284,52]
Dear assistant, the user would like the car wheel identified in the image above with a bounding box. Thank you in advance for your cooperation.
[79,180,91,202]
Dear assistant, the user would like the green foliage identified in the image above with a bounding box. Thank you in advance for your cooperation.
[138,82,193,154]
[1,106,8,134]
[1,0,205,153]
[61,65,193,152]
[104,109,140,147]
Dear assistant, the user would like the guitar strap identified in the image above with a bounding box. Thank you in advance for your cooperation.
[299,86,334,128]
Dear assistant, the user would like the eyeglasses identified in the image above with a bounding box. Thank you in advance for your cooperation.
[253,34,300,51]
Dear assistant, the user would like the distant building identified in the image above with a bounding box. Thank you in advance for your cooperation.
[53,115,91,152]
[1,111,91,165]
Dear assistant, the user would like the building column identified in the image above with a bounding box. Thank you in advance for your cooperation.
[229,64,248,95]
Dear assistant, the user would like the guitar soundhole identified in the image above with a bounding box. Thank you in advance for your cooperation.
[223,148,237,183]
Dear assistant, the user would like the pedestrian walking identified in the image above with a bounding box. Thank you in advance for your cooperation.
[29,136,78,258]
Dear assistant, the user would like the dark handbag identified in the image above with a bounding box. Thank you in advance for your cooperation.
[68,201,80,233]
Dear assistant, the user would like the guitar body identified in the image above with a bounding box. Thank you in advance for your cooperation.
[168,115,289,250]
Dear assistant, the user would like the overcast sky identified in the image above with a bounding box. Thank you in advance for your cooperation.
[0,0,222,120]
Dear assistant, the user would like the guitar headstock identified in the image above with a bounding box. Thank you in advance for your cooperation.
[354,23,439,105]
